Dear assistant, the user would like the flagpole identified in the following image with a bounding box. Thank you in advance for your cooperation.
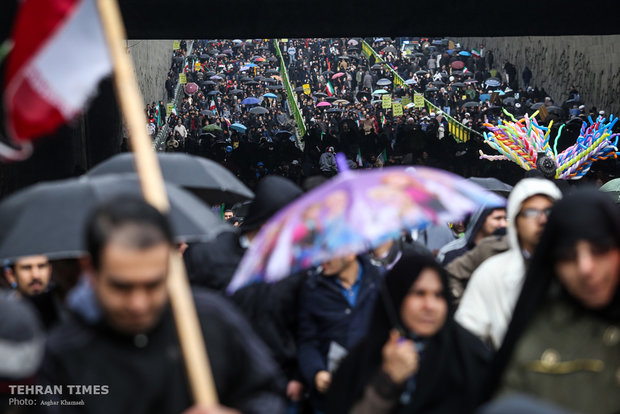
[95,0,218,407]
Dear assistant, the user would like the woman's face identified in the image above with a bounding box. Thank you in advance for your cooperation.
[400,268,447,337]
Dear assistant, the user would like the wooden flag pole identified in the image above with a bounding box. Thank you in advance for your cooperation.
[96,0,219,406]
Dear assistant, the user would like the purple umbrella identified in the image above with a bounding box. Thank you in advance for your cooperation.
[184,82,198,95]
[227,156,505,293]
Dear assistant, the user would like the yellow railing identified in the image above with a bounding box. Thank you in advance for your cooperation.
[361,39,478,143]
[273,39,306,138]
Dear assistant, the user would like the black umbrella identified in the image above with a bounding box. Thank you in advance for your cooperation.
[294,86,305,92]
[204,71,216,77]
[203,80,216,86]
[246,81,260,86]
[468,177,513,196]
[530,102,544,110]
[382,46,397,54]
[88,153,254,205]
[452,82,466,88]
[207,90,221,95]
[371,64,383,70]
[241,77,254,83]
[461,101,481,108]
[267,57,278,62]
[313,92,328,97]
[432,80,445,86]
[265,69,280,75]
[326,108,343,113]
[0,175,232,260]
[200,109,216,116]
[547,106,563,115]
[425,87,438,92]
[502,97,516,106]
[263,78,278,84]
[415,70,427,75]
[249,106,269,115]
[228,88,244,94]
[268,84,283,90]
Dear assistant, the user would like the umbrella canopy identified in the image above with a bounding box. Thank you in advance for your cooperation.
[530,102,545,110]
[372,89,388,95]
[294,86,305,92]
[249,106,269,115]
[485,78,501,87]
[600,178,620,204]
[461,101,481,108]
[0,175,231,261]
[207,90,221,96]
[425,87,439,92]
[547,106,563,115]
[467,177,513,196]
[241,97,260,105]
[185,82,199,95]
[210,75,223,80]
[452,82,467,88]
[371,64,383,70]
[202,124,223,132]
[332,72,345,79]
[262,93,278,99]
[228,88,244,94]
[316,101,332,107]
[326,108,343,113]
[464,79,478,84]
[415,70,427,75]
[451,61,465,69]
[200,109,216,116]
[230,123,247,133]
[332,99,350,105]
[459,51,472,56]
[404,79,417,85]
[382,46,397,54]
[376,78,392,86]
[265,69,280,75]
[226,161,505,293]
[267,84,284,90]
[347,39,359,46]
[313,92,328,97]
[87,153,254,205]
[432,80,445,86]
[502,97,516,106]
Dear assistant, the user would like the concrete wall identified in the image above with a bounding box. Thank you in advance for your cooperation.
[127,39,174,106]
[453,36,620,115]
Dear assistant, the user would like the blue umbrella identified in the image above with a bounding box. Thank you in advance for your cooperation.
[459,51,472,57]
[230,123,247,133]
[485,78,501,87]
[494,89,506,96]
[480,94,491,102]
[263,93,278,99]
[246,63,258,68]
[446,49,454,55]
[242,97,260,105]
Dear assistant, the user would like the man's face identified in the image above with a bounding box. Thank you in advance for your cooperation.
[6,255,51,296]
[400,267,447,337]
[516,195,554,255]
[223,211,234,221]
[92,242,170,335]
[479,208,507,238]
[321,255,356,276]
[554,241,620,309]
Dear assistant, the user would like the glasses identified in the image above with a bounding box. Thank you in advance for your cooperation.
[519,208,552,220]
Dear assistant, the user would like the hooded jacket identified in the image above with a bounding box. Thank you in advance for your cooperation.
[455,179,562,349]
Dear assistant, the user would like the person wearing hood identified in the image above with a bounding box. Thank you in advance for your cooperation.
[436,204,507,266]
[455,178,562,350]
[326,251,490,414]
[481,188,620,414]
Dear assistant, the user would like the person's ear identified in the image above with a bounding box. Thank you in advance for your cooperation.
[4,267,16,286]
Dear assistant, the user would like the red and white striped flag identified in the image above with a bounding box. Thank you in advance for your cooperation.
[2,0,112,160]
[462,67,469,75]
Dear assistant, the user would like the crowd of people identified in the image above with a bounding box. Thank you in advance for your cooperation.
[2,37,618,414]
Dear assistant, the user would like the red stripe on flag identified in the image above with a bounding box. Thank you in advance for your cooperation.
[7,76,65,141]
[5,0,80,83]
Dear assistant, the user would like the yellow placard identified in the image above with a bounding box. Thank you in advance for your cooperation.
[414,93,424,108]
[303,84,311,95]
[401,97,412,107]
[194,62,201,71]
[448,40,455,50]
[173,40,180,50]
[281,39,289,43]
[166,104,174,116]
[382,94,392,109]
[179,73,187,84]
[392,103,403,116]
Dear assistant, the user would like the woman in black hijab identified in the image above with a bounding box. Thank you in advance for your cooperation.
[326,252,491,414]
[482,188,620,414]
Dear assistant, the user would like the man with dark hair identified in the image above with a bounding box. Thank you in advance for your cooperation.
[4,255,52,297]
[38,197,285,413]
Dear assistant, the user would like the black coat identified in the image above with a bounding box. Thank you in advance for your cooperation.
[37,289,285,414]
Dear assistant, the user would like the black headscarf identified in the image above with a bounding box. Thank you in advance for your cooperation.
[327,251,490,414]
[481,188,620,402]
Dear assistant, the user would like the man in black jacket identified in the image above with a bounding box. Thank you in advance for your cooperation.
[36,197,285,414]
